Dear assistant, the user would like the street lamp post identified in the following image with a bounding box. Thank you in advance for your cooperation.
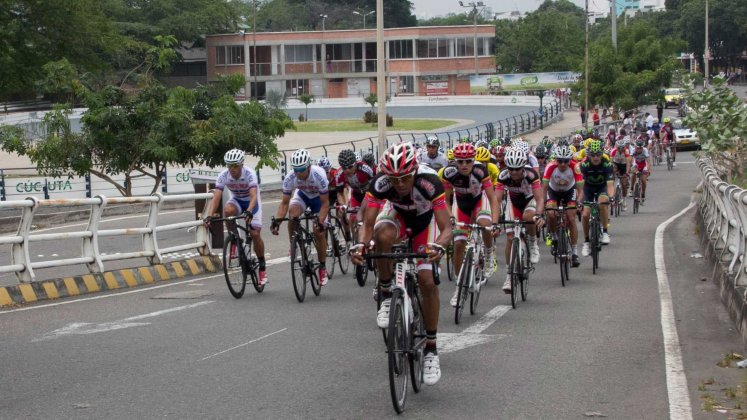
[458,1,485,76]
[704,0,710,87]
[584,0,590,130]
[320,14,327,99]
[252,0,258,99]
[353,10,374,30]
[537,90,545,129]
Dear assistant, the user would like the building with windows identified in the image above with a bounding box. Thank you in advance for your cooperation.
[206,25,496,99]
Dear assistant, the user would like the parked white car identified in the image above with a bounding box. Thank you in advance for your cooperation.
[673,120,700,149]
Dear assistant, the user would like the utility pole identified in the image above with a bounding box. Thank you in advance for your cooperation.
[610,0,617,49]
[376,0,386,155]
[584,0,590,129]
[252,0,258,99]
[704,0,710,87]
[320,14,327,99]
[459,1,485,76]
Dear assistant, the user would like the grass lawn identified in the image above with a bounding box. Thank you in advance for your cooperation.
[293,119,457,132]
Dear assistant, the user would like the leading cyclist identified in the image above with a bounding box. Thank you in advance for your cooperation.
[205,149,267,285]
[351,142,452,386]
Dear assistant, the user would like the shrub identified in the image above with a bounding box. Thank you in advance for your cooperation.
[298,113,305,122]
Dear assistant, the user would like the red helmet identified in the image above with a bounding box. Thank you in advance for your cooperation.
[453,143,476,159]
[492,145,507,157]
[379,143,418,176]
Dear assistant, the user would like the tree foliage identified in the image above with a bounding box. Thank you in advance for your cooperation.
[255,0,415,31]
[683,77,747,183]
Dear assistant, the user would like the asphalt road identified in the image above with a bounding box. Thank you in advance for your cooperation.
[3,150,741,418]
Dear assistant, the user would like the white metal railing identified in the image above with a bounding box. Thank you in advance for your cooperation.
[697,157,747,285]
[0,192,213,282]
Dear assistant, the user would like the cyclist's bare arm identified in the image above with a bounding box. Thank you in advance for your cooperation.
[275,194,291,220]
[433,207,453,251]
[532,185,545,215]
[205,188,223,218]
[484,184,500,224]
[494,189,505,220]
[318,193,330,226]
[248,186,258,215]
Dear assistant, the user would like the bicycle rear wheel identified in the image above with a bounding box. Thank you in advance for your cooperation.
[222,234,247,299]
[309,239,321,297]
[510,239,520,308]
[409,290,425,393]
[455,248,472,324]
[445,243,455,282]
[290,235,308,302]
[387,290,408,414]
[326,228,336,280]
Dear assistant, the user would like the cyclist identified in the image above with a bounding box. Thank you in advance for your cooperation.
[512,139,540,173]
[610,139,631,211]
[492,145,508,171]
[441,143,500,306]
[475,146,500,186]
[351,142,452,386]
[495,149,545,293]
[659,117,677,167]
[271,149,331,285]
[630,140,651,203]
[205,149,268,285]
[604,127,617,150]
[336,149,375,228]
[542,145,584,267]
[361,152,377,175]
[579,140,614,256]
[419,136,449,170]
[534,144,549,177]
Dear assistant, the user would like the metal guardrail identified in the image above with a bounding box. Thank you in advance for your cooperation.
[0,192,213,283]
[697,157,747,286]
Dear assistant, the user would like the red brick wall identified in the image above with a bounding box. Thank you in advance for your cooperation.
[328,81,345,98]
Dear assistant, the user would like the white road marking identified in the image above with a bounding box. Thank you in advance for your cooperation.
[655,200,695,420]
[33,301,214,341]
[200,328,287,361]
[438,305,511,354]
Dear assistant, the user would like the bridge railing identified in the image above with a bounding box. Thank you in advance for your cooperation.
[696,157,747,286]
[0,192,213,283]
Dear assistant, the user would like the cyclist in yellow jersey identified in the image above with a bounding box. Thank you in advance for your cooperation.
[475,147,500,186]
[574,146,610,162]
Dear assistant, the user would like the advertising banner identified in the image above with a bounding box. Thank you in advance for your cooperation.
[470,71,580,94]
[425,82,449,96]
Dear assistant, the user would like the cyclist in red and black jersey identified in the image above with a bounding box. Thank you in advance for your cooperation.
[351,142,452,386]
[335,149,374,227]
[440,143,500,307]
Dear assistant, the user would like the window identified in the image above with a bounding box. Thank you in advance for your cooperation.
[398,76,414,94]
[456,38,474,57]
[286,79,309,97]
[416,39,451,58]
[389,40,413,59]
[216,46,243,65]
[328,44,352,61]
[285,45,314,63]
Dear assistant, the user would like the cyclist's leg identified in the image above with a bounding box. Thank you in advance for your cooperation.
[598,191,610,237]
[452,205,470,278]
[223,199,243,234]
[641,169,649,198]
[306,196,327,266]
[545,197,558,239]
[475,194,492,249]
[287,191,306,237]
[413,221,441,385]
[581,186,593,244]
[373,203,404,286]
[565,191,580,258]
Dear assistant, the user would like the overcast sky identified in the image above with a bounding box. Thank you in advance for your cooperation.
[410,0,610,19]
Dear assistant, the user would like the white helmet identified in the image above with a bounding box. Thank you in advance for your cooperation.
[554,145,573,159]
[504,148,527,169]
[224,149,245,165]
[623,136,631,145]
[291,149,311,168]
[379,142,418,176]
[512,139,530,155]
[425,135,439,147]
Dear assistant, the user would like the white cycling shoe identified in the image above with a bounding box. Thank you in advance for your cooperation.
[502,275,512,294]
[377,298,391,328]
[601,232,611,245]
[423,353,441,385]
[529,242,540,264]
[581,242,591,257]
[449,289,459,307]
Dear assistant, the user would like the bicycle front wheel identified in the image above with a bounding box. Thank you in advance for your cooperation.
[334,222,350,274]
[309,240,321,297]
[387,290,408,414]
[558,232,568,287]
[245,239,264,293]
[520,239,530,301]
[470,248,483,314]
[223,234,247,299]
[326,229,336,280]
[510,239,520,308]
[409,290,425,393]
[455,248,472,324]
[290,235,308,302]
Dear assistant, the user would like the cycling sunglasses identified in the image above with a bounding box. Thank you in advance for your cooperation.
[556,158,570,164]
[387,173,414,184]
[292,165,309,173]
[456,159,474,165]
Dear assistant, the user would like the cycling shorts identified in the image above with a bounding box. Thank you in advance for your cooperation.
[290,191,328,224]
[546,188,577,209]
[453,193,492,242]
[613,162,627,175]
[374,202,438,272]
[226,198,262,229]
[503,196,537,234]
[583,184,608,205]
[633,161,649,174]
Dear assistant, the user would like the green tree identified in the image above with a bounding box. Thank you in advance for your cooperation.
[683,76,747,183]
[298,94,314,121]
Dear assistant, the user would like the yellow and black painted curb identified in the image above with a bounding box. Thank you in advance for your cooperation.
[0,255,222,307]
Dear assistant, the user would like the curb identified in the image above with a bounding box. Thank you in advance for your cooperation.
[696,209,747,348]
[0,255,222,307]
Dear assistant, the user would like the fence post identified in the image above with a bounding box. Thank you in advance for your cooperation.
[144,193,163,264]
[196,194,212,256]
[83,195,106,274]
[12,196,38,283]
[161,168,168,193]
[85,173,92,198]
[280,152,288,180]
[322,145,328,157]
[0,169,5,201]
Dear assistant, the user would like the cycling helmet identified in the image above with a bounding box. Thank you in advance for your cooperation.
[446,149,455,160]
[489,139,500,148]
[663,117,671,123]
[475,147,491,163]
[362,152,375,168]
[504,148,528,169]
[318,156,332,171]
[224,148,245,165]
[338,149,357,168]
[493,145,507,157]
[623,136,631,145]
[583,139,593,150]
[379,143,418,176]
[615,139,626,148]
[425,136,439,147]
[653,118,659,123]
[502,136,512,146]
[554,145,573,160]
[355,151,362,161]
[460,135,471,144]
[557,138,570,147]
[512,139,530,155]
[291,149,311,168]
[453,143,476,159]
[534,145,548,159]
[475,140,489,149]
[587,140,603,154]
[635,140,645,147]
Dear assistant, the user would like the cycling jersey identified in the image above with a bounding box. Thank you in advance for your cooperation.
[486,162,500,185]
[440,163,492,213]
[366,165,446,236]
[610,148,630,165]
[335,162,374,197]
[418,151,449,171]
[574,148,610,162]
[282,165,329,198]
[660,124,675,144]
[631,148,650,164]
[496,167,541,210]
[327,168,339,204]
[579,160,613,186]
[542,161,583,192]
[527,154,539,170]
[215,166,262,228]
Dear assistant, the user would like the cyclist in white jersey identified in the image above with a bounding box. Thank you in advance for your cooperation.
[419,136,450,170]
[271,149,331,285]
[205,149,267,284]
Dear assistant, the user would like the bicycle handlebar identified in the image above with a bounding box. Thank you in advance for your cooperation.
[272,214,319,224]
[206,212,252,222]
